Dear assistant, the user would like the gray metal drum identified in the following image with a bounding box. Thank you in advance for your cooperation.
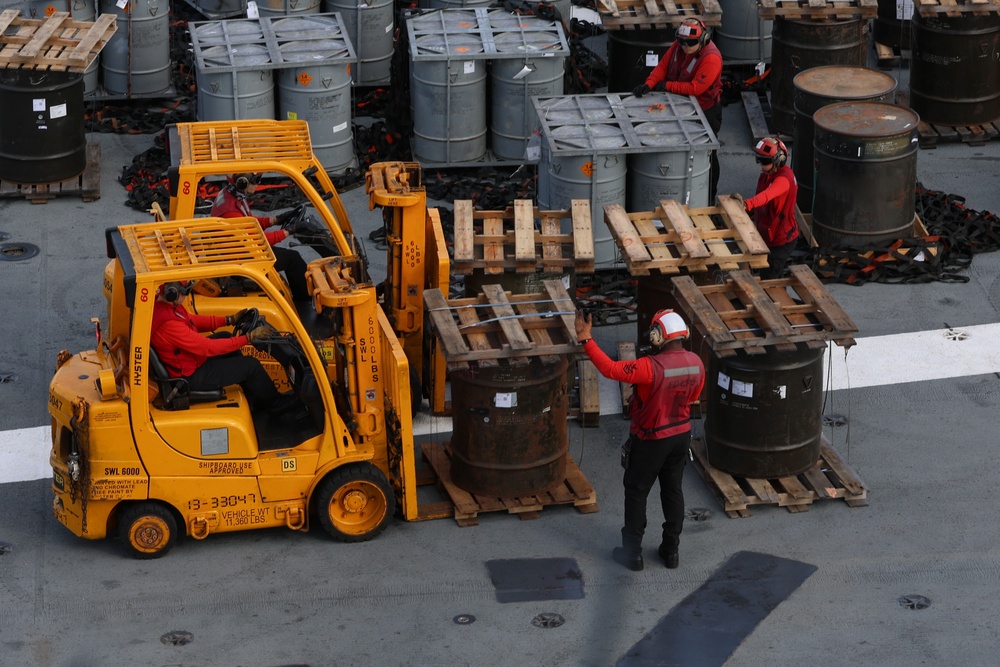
[627,143,711,211]
[607,28,675,94]
[910,12,1000,126]
[276,34,354,172]
[99,0,171,96]
[410,32,488,164]
[792,66,897,213]
[490,29,566,160]
[450,357,569,498]
[256,0,320,18]
[0,69,85,183]
[324,0,394,84]
[198,44,275,121]
[812,101,920,247]
[716,0,772,63]
[705,345,824,478]
[769,18,867,136]
[539,124,627,269]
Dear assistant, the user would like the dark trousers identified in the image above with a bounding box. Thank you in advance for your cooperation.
[764,239,797,279]
[621,431,690,554]
[703,102,723,203]
[274,246,309,302]
[186,353,279,409]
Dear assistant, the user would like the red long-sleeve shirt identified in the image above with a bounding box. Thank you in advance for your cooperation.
[210,186,289,246]
[150,300,248,377]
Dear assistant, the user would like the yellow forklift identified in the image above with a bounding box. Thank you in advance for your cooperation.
[49,214,438,558]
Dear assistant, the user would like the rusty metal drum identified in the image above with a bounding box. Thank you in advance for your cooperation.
[792,66,898,213]
[811,101,919,247]
[450,357,569,497]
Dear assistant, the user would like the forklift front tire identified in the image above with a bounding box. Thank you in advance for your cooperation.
[118,502,178,559]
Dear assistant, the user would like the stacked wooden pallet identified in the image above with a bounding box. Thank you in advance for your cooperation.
[604,197,770,276]
[452,199,595,275]
[423,279,578,370]
[0,10,115,72]
[595,0,722,30]
[670,264,859,357]
[757,0,878,19]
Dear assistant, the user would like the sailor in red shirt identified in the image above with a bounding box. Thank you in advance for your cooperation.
[210,173,311,302]
[731,137,800,279]
[575,308,705,572]
[633,18,724,201]
[150,280,294,413]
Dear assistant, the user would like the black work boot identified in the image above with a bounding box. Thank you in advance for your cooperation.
[658,544,679,569]
[612,547,644,571]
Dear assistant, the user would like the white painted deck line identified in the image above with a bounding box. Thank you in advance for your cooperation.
[5,323,997,484]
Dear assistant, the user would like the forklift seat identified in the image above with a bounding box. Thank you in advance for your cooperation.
[149,347,226,410]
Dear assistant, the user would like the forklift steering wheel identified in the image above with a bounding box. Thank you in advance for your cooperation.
[232,308,260,335]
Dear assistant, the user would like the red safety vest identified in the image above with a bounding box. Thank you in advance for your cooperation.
[754,165,799,247]
[629,349,705,440]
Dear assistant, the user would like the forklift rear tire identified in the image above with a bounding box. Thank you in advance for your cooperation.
[118,502,178,559]
[316,463,395,542]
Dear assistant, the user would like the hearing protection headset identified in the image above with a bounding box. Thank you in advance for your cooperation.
[162,281,194,302]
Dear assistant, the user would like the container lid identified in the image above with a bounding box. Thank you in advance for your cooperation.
[813,101,919,136]
[536,95,614,123]
[271,15,345,39]
[622,94,703,121]
[412,32,486,57]
[493,30,565,54]
[408,10,481,35]
[549,123,627,151]
[278,39,351,62]
[634,121,716,148]
[194,20,264,45]
[203,43,272,67]
[793,66,897,100]
[488,11,555,31]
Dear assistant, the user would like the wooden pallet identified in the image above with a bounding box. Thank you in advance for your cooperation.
[604,198,770,276]
[423,280,578,370]
[914,0,999,16]
[596,0,723,30]
[671,265,859,356]
[758,0,878,19]
[421,442,599,526]
[0,139,100,203]
[0,10,115,71]
[874,41,909,69]
[452,199,595,275]
[690,437,868,517]
[895,90,1000,148]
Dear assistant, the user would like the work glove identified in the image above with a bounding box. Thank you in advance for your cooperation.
[652,81,667,92]
[730,192,744,207]
[246,323,277,345]
[226,308,248,327]
[632,83,650,98]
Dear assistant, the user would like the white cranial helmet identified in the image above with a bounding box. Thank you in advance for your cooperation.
[651,309,689,341]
